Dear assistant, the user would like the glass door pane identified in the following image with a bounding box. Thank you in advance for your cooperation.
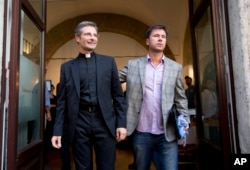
[193,0,202,12]
[195,7,220,145]
[18,10,42,149]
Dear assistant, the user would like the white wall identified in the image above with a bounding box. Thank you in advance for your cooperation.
[46,32,148,88]
[228,0,250,153]
[0,0,4,97]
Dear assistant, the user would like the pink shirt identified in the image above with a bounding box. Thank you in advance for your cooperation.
[136,56,165,134]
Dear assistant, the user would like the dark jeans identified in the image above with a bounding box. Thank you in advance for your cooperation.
[133,131,178,170]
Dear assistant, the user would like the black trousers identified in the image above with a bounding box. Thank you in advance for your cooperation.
[72,109,116,170]
[60,135,71,170]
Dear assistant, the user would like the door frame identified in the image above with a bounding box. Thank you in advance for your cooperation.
[6,0,47,169]
[189,0,239,169]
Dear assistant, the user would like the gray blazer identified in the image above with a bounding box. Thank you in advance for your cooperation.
[119,56,188,142]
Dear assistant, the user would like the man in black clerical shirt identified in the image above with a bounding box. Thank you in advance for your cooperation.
[185,76,195,109]
[52,21,127,170]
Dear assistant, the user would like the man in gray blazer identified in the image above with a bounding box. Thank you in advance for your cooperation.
[119,24,188,170]
[52,21,127,170]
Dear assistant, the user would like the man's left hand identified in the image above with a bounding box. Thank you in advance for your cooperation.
[116,128,127,142]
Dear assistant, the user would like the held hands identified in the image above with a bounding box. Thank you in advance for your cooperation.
[51,136,62,149]
[116,128,127,142]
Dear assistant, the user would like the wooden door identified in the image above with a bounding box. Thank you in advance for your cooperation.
[189,0,237,169]
[6,0,46,169]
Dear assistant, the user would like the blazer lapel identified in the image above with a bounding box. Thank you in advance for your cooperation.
[162,57,172,93]
[70,57,80,98]
[94,53,102,91]
[139,57,146,94]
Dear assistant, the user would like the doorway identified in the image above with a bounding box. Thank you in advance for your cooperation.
[1,0,236,169]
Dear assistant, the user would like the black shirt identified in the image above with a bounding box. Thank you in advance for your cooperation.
[79,52,98,106]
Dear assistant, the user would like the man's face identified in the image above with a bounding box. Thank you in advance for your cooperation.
[206,80,215,90]
[146,29,167,52]
[75,26,98,53]
[185,78,192,86]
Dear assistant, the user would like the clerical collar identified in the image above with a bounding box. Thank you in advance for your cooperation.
[85,53,91,58]
[80,53,92,58]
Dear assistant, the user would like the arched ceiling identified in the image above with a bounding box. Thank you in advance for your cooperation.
[46,0,190,63]
[46,13,174,60]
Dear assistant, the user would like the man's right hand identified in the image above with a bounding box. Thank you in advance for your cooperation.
[45,106,52,121]
[51,136,62,149]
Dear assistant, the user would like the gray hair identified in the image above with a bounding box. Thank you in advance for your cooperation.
[74,21,98,36]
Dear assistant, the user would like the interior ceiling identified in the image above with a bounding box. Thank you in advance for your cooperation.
[46,0,189,58]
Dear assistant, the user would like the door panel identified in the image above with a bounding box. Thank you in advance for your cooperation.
[190,0,233,169]
[194,6,223,169]
[18,10,42,149]
[6,0,46,169]
[195,6,220,146]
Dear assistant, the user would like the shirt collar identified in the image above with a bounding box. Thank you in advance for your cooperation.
[79,52,95,60]
[146,55,165,63]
